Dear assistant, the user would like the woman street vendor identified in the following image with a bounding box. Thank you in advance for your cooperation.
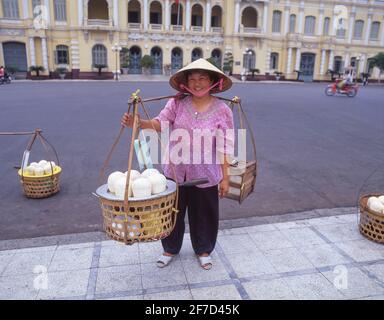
[121,59,234,270]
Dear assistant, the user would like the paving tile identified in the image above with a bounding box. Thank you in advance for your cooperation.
[243,223,278,233]
[0,246,57,255]
[96,264,142,294]
[263,247,314,273]
[314,224,365,242]
[280,228,327,247]
[3,250,55,276]
[283,273,345,300]
[335,214,359,224]
[49,247,94,272]
[56,242,95,250]
[297,244,351,268]
[272,220,311,230]
[138,241,164,264]
[36,269,90,300]
[0,274,39,300]
[217,234,259,255]
[362,263,384,282]
[218,227,248,236]
[181,255,230,284]
[247,230,295,252]
[141,260,188,289]
[355,295,384,300]
[225,251,277,278]
[190,284,242,300]
[334,239,384,262]
[243,278,297,300]
[144,289,193,300]
[0,253,14,275]
[306,215,349,226]
[99,243,140,267]
[321,267,384,299]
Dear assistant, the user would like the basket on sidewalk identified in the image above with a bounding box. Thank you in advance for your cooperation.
[16,129,62,199]
[96,92,179,245]
[359,194,384,244]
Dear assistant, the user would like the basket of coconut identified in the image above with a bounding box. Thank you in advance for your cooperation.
[17,129,61,199]
[359,194,384,244]
[95,91,180,245]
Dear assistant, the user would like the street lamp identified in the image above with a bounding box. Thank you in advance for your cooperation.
[112,43,122,81]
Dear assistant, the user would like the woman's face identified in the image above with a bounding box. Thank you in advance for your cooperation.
[187,71,214,96]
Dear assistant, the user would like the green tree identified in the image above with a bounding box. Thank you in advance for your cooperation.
[29,65,45,77]
[371,52,384,83]
[223,52,234,75]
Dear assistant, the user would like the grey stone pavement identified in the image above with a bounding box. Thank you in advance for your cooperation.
[1,207,384,300]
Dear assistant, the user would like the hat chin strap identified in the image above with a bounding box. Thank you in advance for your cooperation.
[179,78,223,97]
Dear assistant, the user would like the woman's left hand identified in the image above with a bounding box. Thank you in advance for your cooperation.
[219,177,229,198]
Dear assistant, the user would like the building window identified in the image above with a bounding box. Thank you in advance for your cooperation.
[370,21,380,40]
[289,14,296,33]
[149,1,161,24]
[55,45,69,64]
[323,17,330,35]
[272,10,282,33]
[353,20,364,39]
[2,0,20,18]
[128,0,141,23]
[191,4,203,27]
[54,0,67,21]
[243,49,255,70]
[304,16,316,35]
[350,57,356,68]
[92,44,108,66]
[333,56,343,73]
[270,52,279,70]
[242,7,258,28]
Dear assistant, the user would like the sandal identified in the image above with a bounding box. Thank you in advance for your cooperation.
[156,254,174,268]
[198,255,212,270]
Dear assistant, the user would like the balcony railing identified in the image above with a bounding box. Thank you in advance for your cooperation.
[192,26,203,32]
[242,27,262,34]
[87,19,109,26]
[171,25,183,31]
[150,23,162,31]
[128,22,141,29]
[211,27,223,33]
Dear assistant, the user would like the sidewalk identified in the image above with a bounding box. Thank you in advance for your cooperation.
[1,207,384,300]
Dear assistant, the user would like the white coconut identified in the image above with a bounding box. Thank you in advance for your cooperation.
[132,177,152,198]
[30,162,39,167]
[148,174,167,194]
[367,197,384,214]
[378,195,384,205]
[34,165,45,176]
[141,168,160,179]
[25,166,35,175]
[114,176,133,199]
[43,163,54,175]
[107,171,125,194]
[124,169,141,181]
[39,160,48,167]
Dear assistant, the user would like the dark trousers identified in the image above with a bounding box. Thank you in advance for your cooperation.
[161,184,219,256]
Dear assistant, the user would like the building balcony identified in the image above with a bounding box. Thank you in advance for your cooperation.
[85,19,113,30]
[241,26,262,34]
[191,26,203,32]
[150,23,163,31]
[211,27,223,33]
[171,25,184,32]
[128,22,141,30]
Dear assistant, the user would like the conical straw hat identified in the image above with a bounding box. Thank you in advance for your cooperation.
[169,58,232,94]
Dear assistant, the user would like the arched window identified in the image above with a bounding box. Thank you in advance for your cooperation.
[304,16,316,35]
[88,0,109,20]
[191,3,203,27]
[2,0,20,18]
[289,14,296,33]
[128,0,141,23]
[150,1,162,24]
[242,7,257,28]
[171,47,183,73]
[353,20,364,39]
[243,49,255,70]
[54,0,67,21]
[55,45,69,64]
[211,5,222,27]
[272,11,282,33]
[92,44,108,66]
[370,21,380,40]
[270,52,279,70]
[171,2,183,25]
[323,17,330,35]
[191,48,203,61]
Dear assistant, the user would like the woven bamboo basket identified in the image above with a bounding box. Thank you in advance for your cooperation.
[359,194,384,244]
[96,92,179,245]
[16,129,61,199]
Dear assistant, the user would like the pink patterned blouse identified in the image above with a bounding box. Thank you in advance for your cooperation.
[154,95,234,188]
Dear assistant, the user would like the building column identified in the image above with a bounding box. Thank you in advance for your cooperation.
[263,2,269,33]
[344,52,350,69]
[165,0,170,31]
[317,5,324,36]
[113,0,119,28]
[234,0,240,33]
[186,0,191,31]
[29,37,36,66]
[71,40,80,70]
[41,37,49,71]
[320,49,326,75]
[286,47,292,74]
[265,49,271,73]
[78,0,83,26]
[283,1,290,35]
[381,21,384,46]
[143,0,148,30]
[359,54,366,74]
[347,9,356,43]
[22,0,29,19]
[44,0,51,26]
[364,11,373,45]
[328,50,334,70]
[205,0,211,32]
[298,1,304,34]
[295,48,301,71]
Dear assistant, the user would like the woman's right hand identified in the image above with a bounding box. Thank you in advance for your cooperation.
[121,112,135,127]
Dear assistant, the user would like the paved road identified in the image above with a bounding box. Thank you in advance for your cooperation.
[0,81,383,240]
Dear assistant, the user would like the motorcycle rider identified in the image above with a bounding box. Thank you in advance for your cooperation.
[0,66,4,81]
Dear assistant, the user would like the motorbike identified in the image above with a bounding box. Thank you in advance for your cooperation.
[325,79,358,97]
[0,73,12,85]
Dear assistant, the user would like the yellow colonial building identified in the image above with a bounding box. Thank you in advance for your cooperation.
[0,0,384,80]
